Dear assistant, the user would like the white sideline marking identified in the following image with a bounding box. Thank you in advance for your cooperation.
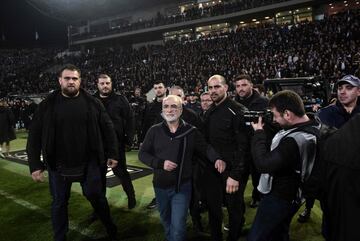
[0,189,99,239]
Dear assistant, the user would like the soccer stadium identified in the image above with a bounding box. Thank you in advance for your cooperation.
[0,0,359,241]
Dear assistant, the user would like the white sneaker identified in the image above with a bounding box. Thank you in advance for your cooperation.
[0,152,5,158]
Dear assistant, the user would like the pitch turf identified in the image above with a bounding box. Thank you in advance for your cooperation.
[0,131,324,241]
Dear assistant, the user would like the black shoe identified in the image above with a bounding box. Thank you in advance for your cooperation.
[107,235,119,241]
[128,196,137,209]
[146,198,157,209]
[250,199,259,208]
[298,208,311,223]
[106,224,118,241]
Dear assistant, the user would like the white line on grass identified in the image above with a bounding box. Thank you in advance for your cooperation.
[0,189,100,239]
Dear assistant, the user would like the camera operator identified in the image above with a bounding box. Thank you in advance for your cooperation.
[234,74,269,208]
[248,90,319,241]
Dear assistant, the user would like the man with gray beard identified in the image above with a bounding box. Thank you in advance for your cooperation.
[139,95,225,241]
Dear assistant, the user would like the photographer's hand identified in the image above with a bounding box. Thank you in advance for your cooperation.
[251,116,264,131]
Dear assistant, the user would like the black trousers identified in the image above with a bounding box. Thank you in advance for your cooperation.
[249,159,261,202]
[189,162,204,225]
[100,150,135,199]
[201,168,246,241]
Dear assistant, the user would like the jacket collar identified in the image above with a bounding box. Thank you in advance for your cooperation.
[161,119,195,139]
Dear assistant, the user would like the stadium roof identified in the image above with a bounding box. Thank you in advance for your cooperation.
[26,0,185,23]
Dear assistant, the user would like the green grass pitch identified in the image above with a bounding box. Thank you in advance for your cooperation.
[0,131,324,241]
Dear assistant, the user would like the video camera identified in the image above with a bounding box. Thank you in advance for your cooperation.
[243,109,273,124]
[264,77,331,113]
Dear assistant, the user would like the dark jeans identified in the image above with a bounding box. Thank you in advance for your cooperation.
[48,160,117,241]
[247,194,300,241]
[155,181,192,241]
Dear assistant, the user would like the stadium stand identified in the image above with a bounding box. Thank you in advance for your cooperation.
[1,9,359,99]
[71,0,289,40]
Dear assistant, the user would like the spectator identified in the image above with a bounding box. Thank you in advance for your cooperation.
[317,75,360,129]
[185,92,202,114]
[0,98,16,157]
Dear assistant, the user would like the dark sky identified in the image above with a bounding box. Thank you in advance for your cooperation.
[0,0,67,48]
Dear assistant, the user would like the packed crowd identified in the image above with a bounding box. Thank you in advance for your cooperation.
[1,9,359,241]
[73,0,288,40]
[1,10,359,101]
[0,48,61,98]
[182,0,288,20]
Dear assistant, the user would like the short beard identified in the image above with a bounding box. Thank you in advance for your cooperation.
[62,88,79,97]
[157,93,165,99]
[162,113,179,123]
[100,91,111,97]
[238,92,250,99]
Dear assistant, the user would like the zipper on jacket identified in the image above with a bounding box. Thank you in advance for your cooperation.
[176,136,187,193]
